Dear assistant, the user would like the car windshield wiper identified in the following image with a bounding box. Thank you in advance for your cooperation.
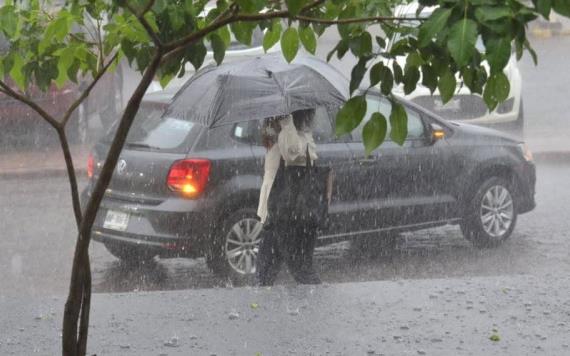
[125,142,161,150]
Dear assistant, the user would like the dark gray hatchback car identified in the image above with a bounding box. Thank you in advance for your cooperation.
[82,86,536,280]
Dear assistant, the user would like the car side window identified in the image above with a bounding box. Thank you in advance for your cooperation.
[231,120,263,145]
[230,105,335,145]
[351,95,426,142]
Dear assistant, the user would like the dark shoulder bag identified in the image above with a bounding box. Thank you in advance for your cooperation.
[285,147,333,228]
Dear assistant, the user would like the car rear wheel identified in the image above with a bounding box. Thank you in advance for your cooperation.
[104,243,156,266]
[206,208,263,282]
[461,177,517,248]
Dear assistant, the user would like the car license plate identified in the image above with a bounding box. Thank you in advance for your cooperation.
[103,210,129,231]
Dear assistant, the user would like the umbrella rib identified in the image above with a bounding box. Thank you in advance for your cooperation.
[207,74,230,128]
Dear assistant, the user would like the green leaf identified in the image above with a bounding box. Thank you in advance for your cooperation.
[392,62,404,84]
[337,39,350,59]
[350,32,372,57]
[236,0,256,12]
[230,22,255,45]
[55,47,76,88]
[552,0,570,16]
[483,72,510,111]
[475,6,512,22]
[536,0,552,19]
[0,5,18,37]
[403,66,420,95]
[380,68,394,95]
[421,64,438,94]
[263,21,282,52]
[210,33,226,65]
[186,41,207,71]
[159,73,175,88]
[447,19,478,67]
[524,40,538,65]
[349,58,367,94]
[369,62,384,88]
[389,102,408,145]
[338,5,359,39]
[286,0,305,16]
[40,11,72,54]
[9,55,26,91]
[299,26,317,55]
[485,37,512,74]
[438,69,457,104]
[375,36,386,49]
[281,27,299,63]
[363,112,388,155]
[336,95,367,136]
[418,8,452,47]
[217,26,232,47]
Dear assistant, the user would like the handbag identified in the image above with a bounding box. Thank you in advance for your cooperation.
[268,146,333,228]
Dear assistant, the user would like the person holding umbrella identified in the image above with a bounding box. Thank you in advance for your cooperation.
[255,109,321,286]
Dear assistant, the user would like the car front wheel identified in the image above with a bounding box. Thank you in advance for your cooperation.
[461,177,517,248]
[206,208,263,282]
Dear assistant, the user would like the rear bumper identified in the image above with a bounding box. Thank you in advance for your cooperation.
[82,189,215,257]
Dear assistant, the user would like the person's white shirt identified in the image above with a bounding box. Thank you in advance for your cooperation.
[257,116,317,224]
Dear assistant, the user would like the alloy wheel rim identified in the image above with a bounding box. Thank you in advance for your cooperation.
[225,218,263,275]
[480,185,514,238]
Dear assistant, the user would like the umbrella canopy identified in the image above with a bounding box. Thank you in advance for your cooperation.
[164,53,349,128]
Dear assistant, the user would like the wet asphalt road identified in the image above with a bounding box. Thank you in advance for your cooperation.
[0,161,568,297]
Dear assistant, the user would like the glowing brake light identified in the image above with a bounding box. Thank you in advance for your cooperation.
[87,153,94,178]
[167,159,211,198]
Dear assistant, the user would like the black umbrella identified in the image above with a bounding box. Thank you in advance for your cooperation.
[164,53,349,128]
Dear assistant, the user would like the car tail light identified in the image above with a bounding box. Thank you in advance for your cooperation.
[87,153,94,178]
[167,159,211,198]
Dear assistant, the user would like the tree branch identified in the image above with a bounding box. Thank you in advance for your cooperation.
[62,52,119,127]
[0,81,60,129]
[56,128,83,227]
[140,0,156,16]
[125,1,163,49]
[295,14,427,24]
[63,50,164,356]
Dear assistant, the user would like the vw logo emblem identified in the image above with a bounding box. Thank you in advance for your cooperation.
[117,159,127,175]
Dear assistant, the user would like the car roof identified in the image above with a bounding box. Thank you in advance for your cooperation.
[142,85,180,105]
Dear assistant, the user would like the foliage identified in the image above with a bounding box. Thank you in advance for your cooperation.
[0,0,562,153]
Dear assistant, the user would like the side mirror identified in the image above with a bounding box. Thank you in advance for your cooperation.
[430,123,446,144]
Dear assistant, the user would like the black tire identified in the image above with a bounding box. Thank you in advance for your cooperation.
[461,177,518,248]
[205,207,262,283]
[350,232,398,259]
[104,243,156,266]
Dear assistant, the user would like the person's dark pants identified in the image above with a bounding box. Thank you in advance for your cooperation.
[256,220,321,286]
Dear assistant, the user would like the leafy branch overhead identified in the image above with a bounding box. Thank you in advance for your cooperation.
[0,0,557,155]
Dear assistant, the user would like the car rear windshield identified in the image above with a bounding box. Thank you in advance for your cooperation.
[105,104,200,153]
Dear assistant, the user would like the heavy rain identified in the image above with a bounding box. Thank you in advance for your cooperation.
[1,1,570,355]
